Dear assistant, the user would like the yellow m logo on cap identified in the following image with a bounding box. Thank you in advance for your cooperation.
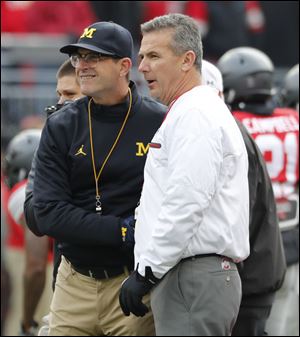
[80,28,97,39]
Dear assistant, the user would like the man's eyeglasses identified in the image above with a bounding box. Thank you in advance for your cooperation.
[70,52,118,68]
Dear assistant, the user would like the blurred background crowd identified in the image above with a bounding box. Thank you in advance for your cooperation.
[1,0,299,149]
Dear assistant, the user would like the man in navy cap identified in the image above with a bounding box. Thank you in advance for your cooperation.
[32,21,166,336]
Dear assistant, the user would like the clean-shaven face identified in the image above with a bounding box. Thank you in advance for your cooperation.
[74,48,121,100]
[138,29,185,105]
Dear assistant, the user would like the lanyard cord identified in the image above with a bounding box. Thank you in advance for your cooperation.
[88,87,132,212]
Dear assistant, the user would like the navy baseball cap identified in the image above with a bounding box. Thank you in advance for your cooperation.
[60,21,133,59]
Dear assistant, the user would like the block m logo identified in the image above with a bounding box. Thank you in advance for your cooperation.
[80,28,97,39]
[136,142,150,156]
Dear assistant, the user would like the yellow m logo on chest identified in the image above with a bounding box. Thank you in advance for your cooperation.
[136,142,150,156]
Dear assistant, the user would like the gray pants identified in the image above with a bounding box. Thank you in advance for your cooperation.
[151,255,241,336]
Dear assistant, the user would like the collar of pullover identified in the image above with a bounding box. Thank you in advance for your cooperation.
[90,81,137,122]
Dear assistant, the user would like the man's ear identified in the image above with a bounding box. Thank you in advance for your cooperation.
[120,58,132,78]
[181,51,196,72]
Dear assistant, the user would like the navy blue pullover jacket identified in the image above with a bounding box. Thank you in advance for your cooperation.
[33,82,166,269]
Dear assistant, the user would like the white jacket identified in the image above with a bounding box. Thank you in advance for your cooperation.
[135,85,249,278]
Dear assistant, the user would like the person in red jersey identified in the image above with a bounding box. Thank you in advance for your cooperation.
[218,47,299,336]
[2,129,54,336]
[202,59,286,336]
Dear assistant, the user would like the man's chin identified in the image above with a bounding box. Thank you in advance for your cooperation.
[80,87,93,97]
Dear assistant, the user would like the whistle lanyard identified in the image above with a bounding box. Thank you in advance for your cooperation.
[88,88,132,213]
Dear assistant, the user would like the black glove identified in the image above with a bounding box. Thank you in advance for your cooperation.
[119,266,159,317]
[120,215,135,250]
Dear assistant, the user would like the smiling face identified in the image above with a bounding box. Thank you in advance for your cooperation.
[138,29,186,105]
[74,48,131,104]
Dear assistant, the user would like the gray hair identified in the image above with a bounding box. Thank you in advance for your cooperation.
[141,13,203,72]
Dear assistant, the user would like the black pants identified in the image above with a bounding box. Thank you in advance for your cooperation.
[232,304,272,336]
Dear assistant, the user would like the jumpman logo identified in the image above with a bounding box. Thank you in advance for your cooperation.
[75,145,87,156]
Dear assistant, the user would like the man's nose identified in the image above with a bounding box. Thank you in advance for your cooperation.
[57,97,65,105]
[77,60,90,69]
[138,58,149,73]
[58,95,70,105]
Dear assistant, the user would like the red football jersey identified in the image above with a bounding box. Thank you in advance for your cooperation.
[233,108,299,229]
[3,178,53,259]
[5,179,26,248]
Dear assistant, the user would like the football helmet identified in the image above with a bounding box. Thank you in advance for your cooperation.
[217,47,274,105]
[282,64,299,108]
[3,129,41,188]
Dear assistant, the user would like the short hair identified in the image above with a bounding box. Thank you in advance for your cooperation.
[56,59,76,79]
[141,13,203,72]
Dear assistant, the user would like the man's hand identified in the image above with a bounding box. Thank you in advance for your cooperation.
[119,267,159,317]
